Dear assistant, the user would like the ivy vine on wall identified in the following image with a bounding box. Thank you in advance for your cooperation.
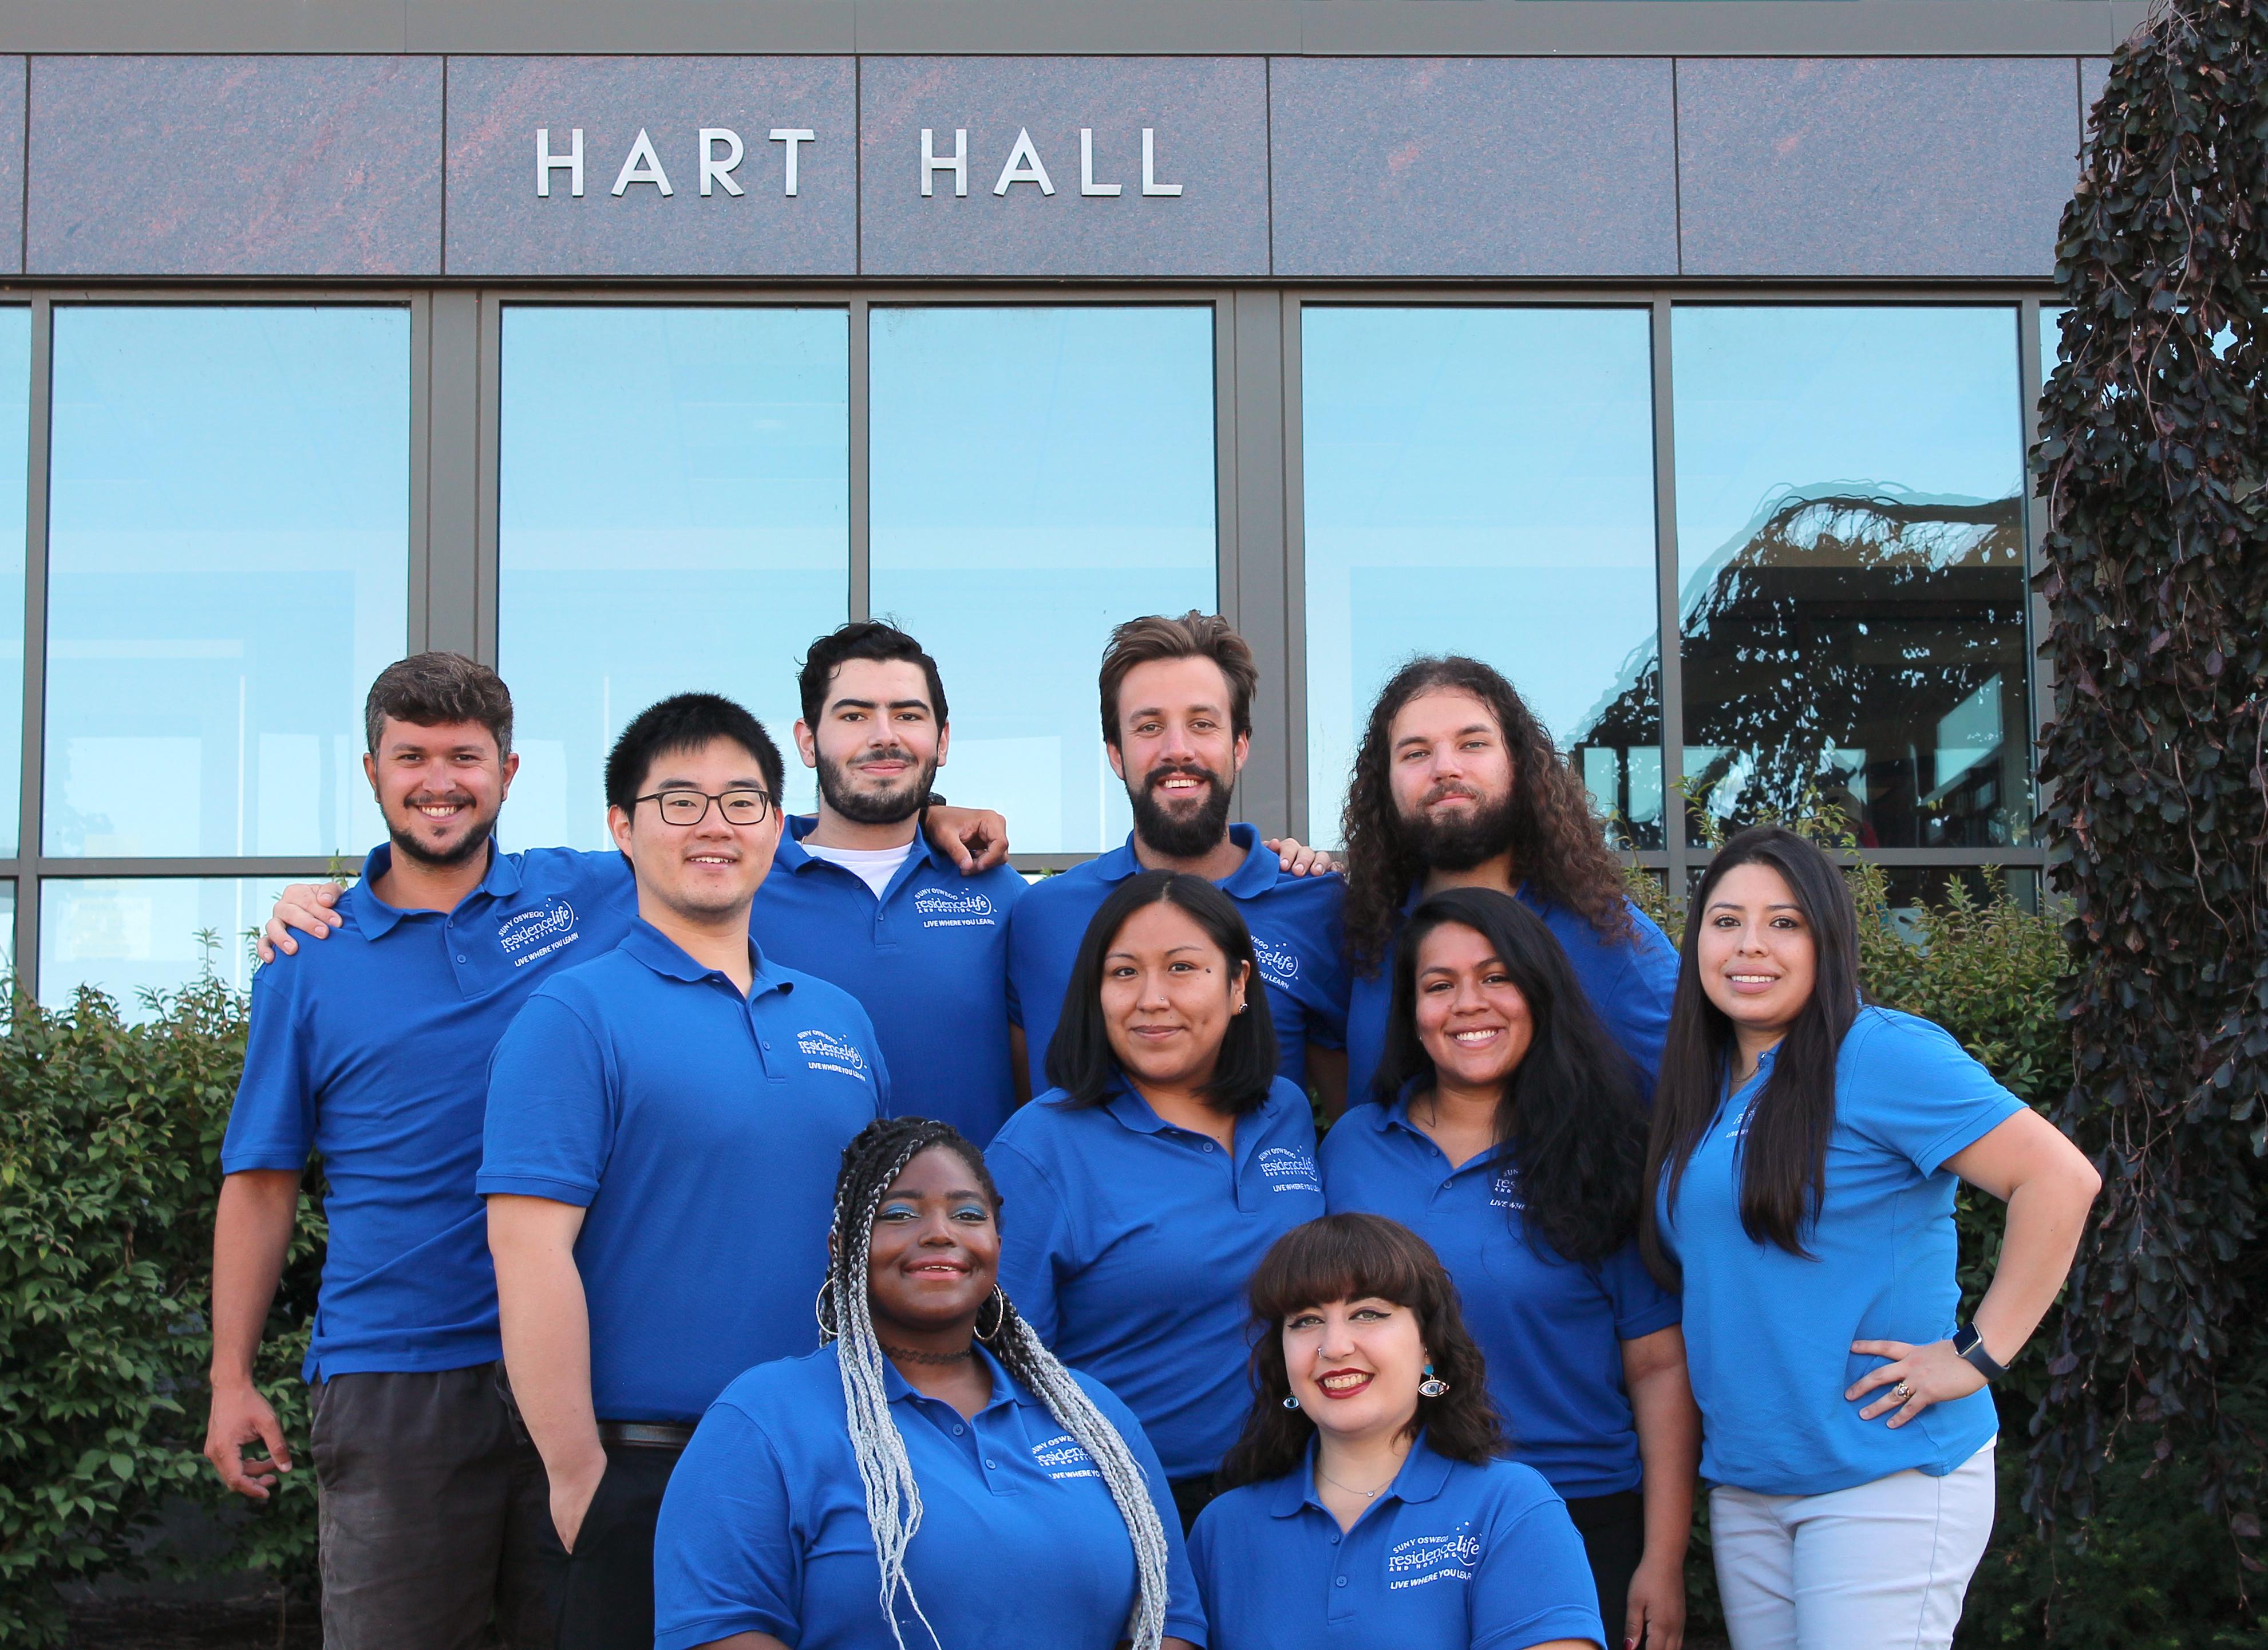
[2032,0,2268,1552]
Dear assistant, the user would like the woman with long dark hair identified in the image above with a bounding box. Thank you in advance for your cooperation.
[651,1116,1203,1650]
[1190,1214,1603,1650]
[1327,886,1697,1648]
[987,869,1326,1531]
[1641,827,2100,1650]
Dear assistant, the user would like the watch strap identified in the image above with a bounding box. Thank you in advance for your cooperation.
[1953,1322,2008,1382]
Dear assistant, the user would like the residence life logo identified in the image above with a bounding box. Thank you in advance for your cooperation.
[913,887,998,928]
[1385,1527,1484,1590]
[797,1028,871,1081]
[496,898,580,969]
[1258,1146,1322,1194]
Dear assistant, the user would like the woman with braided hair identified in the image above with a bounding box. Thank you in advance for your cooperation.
[651,1115,1206,1650]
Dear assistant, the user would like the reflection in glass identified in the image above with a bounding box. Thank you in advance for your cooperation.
[40,877,276,1013]
[0,312,26,856]
[1666,306,2030,848]
[45,307,410,859]
[500,307,849,850]
[870,307,1216,855]
[1301,307,1661,847]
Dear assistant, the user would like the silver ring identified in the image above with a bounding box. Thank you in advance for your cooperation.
[1892,1380,1914,1402]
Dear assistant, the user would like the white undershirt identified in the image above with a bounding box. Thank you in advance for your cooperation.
[800,838,917,900]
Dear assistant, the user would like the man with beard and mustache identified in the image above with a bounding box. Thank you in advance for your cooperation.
[752,621,1028,1143]
[1005,611,1352,1108]
[1335,654,1678,1107]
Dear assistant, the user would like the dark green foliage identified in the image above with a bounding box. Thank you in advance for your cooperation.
[2032,0,2268,1542]
[0,973,319,1646]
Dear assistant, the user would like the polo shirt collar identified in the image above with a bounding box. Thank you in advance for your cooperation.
[1095,822,1271,894]
[1397,874,1535,919]
[777,814,946,885]
[1101,1077,1175,1136]
[878,1341,1031,1414]
[346,838,518,940]
[618,917,791,999]
[1269,1432,1455,1518]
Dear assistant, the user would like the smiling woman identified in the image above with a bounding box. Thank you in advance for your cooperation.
[650,1117,1202,1650]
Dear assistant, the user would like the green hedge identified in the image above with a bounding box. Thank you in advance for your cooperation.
[1,886,2261,1644]
[0,968,319,1646]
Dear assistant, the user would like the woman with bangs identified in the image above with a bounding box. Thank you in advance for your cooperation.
[1190,1213,1603,1650]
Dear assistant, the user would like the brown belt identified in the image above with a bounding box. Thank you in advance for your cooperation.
[596,1420,694,1448]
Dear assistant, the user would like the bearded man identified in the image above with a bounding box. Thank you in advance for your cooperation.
[1336,655,1678,1104]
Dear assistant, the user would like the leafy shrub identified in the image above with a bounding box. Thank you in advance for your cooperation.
[0,969,319,1646]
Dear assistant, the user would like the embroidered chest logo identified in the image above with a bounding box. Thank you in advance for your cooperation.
[1257,1146,1322,1195]
[1385,1526,1483,1590]
[912,887,997,929]
[496,898,580,969]
[1487,1168,1525,1211]
[1030,1433,1100,1482]
[796,1028,870,1081]
[1250,934,1301,988]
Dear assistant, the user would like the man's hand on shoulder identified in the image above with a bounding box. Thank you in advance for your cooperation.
[1263,837,1338,877]
[925,804,1010,874]
[256,882,345,964]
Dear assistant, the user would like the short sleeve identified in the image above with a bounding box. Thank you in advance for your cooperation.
[220,961,317,1174]
[1603,903,1679,1090]
[477,994,615,1206]
[1077,1373,1210,1648]
[986,1136,1074,1347]
[1469,1482,1607,1650]
[1600,1241,1681,1341]
[1842,1012,2026,1176]
[843,997,892,1118]
[652,1401,802,1650]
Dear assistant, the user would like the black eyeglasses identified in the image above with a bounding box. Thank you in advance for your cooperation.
[634,788,775,827]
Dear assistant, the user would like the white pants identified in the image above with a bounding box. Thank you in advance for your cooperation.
[1710,1442,1996,1650]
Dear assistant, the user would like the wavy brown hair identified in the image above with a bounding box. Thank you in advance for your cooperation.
[1340,656,1631,973]
[1217,1214,1506,1488]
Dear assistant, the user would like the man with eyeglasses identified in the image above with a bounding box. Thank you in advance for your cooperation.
[481,691,887,1650]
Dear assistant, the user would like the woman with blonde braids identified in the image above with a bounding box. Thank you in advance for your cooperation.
[651,1116,1207,1650]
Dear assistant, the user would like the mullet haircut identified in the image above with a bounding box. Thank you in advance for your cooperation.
[1045,869,1279,1115]
[797,620,950,730]
[818,1116,1176,1650]
[603,692,785,815]
[1097,611,1259,748]
[1376,887,1650,1266]
[1640,826,1863,1284]
[1218,1214,1506,1489]
[1339,654,1631,973]
[363,652,513,756]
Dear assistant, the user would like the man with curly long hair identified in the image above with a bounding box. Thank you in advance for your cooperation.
[1336,655,1678,1105]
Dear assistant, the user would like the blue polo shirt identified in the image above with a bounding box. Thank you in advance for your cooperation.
[986,1076,1326,1480]
[478,921,887,1423]
[220,842,636,1382]
[1321,1095,1680,1498]
[653,1342,1208,1650]
[756,817,1026,1144]
[1006,824,1349,1094]
[1346,886,1676,1104]
[1658,1005,2024,1497]
[1190,1436,1603,1650]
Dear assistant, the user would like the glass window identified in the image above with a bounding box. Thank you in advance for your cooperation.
[1302,307,1661,847]
[1672,306,2029,849]
[499,307,849,851]
[869,306,1216,855]
[39,877,275,1013]
[0,310,25,858]
[44,306,410,859]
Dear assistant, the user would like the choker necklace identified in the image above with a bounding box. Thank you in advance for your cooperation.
[879,1342,974,1365]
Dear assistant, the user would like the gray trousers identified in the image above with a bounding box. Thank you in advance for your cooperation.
[310,1363,558,1650]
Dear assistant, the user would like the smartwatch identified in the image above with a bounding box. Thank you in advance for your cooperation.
[1953,1322,2008,1383]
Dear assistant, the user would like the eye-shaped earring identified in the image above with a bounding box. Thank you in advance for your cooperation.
[1281,1394,1302,1410]
[1418,1361,1450,1399]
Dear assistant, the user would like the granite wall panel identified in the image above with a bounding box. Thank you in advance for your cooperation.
[26,54,441,276]
[1675,57,2079,277]
[0,59,22,277]
[1269,57,1677,278]
[444,56,855,276]
[860,56,1269,277]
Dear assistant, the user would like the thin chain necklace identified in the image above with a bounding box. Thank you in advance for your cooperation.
[880,1342,973,1365]
[1318,1463,1398,1501]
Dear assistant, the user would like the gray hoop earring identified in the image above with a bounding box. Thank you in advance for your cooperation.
[1281,1394,1301,1410]
[975,1284,1007,1344]
[813,1277,840,1340]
